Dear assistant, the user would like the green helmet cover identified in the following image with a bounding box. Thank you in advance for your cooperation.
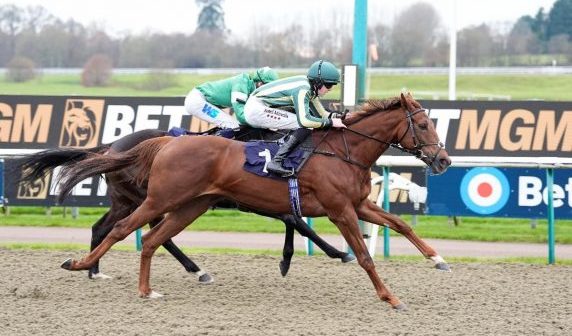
[252,66,279,83]
[307,60,340,84]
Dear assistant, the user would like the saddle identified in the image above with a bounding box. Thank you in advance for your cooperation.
[242,132,314,179]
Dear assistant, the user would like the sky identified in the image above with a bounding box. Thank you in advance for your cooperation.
[3,0,558,37]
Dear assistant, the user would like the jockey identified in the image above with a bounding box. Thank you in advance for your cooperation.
[243,60,346,176]
[184,67,279,129]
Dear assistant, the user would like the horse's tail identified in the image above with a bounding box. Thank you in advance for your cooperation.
[57,137,171,203]
[15,145,109,185]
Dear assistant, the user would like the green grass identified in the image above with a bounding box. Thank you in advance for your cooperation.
[2,207,572,244]
[2,72,572,101]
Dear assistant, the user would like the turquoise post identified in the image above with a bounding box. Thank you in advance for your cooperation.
[383,166,390,259]
[352,0,368,101]
[306,218,314,256]
[136,228,142,252]
[546,168,555,264]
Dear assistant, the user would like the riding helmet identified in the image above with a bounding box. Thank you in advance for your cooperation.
[253,66,279,84]
[307,60,340,85]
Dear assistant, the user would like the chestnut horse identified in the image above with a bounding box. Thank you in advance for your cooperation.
[58,93,451,310]
[17,129,352,281]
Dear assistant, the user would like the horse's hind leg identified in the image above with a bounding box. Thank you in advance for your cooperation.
[88,211,112,279]
[356,199,450,271]
[138,196,216,298]
[61,197,166,271]
[150,217,214,284]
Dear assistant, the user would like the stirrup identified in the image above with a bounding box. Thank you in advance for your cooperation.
[267,162,294,177]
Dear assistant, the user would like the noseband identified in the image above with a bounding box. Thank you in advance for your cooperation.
[316,107,445,169]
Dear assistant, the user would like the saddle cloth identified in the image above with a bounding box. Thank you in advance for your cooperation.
[243,142,306,179]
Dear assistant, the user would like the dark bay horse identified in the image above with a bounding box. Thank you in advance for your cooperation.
[58,93,451,310]
[18,129,352,282]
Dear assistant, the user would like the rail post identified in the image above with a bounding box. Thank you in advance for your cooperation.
[382,166,391,259]
[546,168,555,264]
[136,228,142,251]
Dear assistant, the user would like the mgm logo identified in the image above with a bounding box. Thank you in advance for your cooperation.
[59,99,104,148]
[17,171,51,199]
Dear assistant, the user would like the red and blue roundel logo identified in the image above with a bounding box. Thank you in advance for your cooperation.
[460,167,510,215]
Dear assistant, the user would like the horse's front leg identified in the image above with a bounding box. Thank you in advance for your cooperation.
[289,215,355,263]
[328,204,405,310]
[279,219,295,276]
[278,215,355,276]
[356,199,450,271]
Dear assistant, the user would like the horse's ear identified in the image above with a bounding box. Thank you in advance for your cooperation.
[400,92,413,111]
[400,92,408,108]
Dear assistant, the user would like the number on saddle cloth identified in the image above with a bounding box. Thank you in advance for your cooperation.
[243,139,313,179]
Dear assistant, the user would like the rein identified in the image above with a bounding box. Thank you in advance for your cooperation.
[314,107,445,169]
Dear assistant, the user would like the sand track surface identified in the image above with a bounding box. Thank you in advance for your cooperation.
[1,249,570,336]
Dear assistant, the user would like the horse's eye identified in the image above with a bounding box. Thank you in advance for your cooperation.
[418,123,428,130]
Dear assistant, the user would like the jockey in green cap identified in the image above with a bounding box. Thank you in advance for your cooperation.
[242,60,345,176]
[184,66,279,128]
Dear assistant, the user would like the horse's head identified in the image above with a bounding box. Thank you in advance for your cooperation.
[393,92,451,174]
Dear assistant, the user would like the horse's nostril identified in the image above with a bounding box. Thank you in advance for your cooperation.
[439,157,451,167]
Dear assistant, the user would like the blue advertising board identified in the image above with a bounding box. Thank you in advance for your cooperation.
[427,167,572,219]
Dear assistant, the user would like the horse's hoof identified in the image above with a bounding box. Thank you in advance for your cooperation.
[393,303,408,311]
[89,272,112,280]
[435,262,451,272]
[61,258,73,270]
[279,260,290,277]
[198,273,214,284]
[341,253,356,263]
[140,290,163,299]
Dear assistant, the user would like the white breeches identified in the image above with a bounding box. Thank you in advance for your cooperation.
[243,96,299,130]
[184,88,240,128]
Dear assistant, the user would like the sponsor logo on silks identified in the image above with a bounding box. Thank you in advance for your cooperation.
[202,104,219,118]
[17,171,51,200]
[460,167,510,215]
[59,99,104,148]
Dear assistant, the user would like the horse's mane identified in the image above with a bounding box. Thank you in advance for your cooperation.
[344,96,402,125]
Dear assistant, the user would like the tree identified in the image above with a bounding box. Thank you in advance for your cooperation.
[0,4,24,59]
[457,24,495,66]
[507,18,542,55]
[196,0,227,34]
[23,5,55,33]
[547,0,572,40]
[388,2,441,66]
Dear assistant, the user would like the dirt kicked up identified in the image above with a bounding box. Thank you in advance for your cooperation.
[1,248,571,336]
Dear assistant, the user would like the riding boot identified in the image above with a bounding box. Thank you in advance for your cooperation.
[267,128,311,176]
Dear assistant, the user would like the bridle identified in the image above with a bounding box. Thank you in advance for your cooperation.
[315,107,445,169]
[390,107,445,166]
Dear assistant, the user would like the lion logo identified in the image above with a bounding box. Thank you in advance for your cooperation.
[59,99,104,148]
[17,171,50,199]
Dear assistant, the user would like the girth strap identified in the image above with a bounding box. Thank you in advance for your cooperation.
[288,178,303,217]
